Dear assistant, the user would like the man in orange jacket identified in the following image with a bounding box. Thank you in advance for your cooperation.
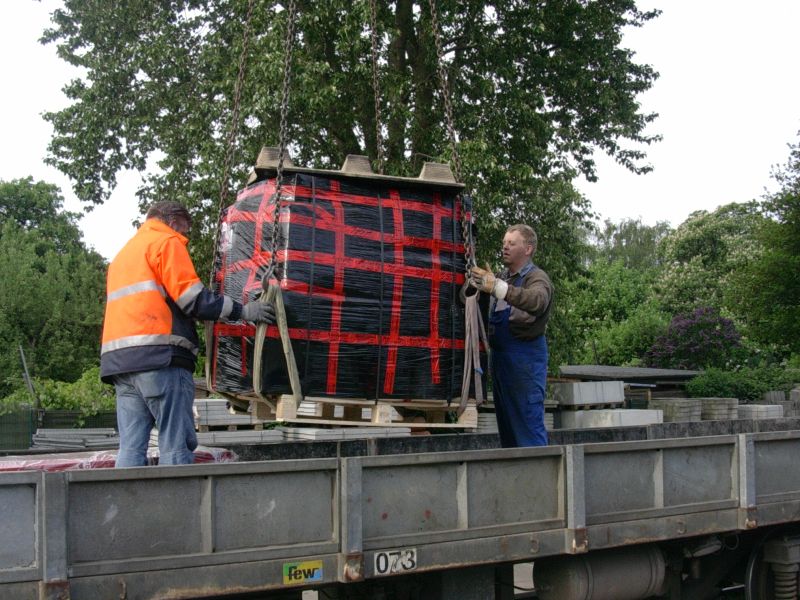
[101,201,274,467]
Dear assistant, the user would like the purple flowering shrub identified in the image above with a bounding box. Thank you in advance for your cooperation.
[645,307,742,370]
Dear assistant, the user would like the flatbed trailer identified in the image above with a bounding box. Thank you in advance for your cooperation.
[4,419,800,599]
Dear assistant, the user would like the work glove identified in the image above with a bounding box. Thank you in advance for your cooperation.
[240,301,276,324]
[468,266,508,300]
[468,266,497,294]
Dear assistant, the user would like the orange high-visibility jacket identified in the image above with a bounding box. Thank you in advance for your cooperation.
[100,219,241,382]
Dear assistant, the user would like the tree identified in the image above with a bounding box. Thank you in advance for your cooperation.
[0,179,106,397]
[42,0,660,279]
[728,134,800,353]
[654,202,765,316]
[581,302,668,366]
[0,177,85,251]
[567,257,667,365]
[593,218,672,270]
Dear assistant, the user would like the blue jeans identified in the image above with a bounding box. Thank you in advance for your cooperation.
[113,368,198,467]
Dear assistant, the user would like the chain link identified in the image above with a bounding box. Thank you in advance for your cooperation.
[427,0,474,271]
[368,0,385,174]
[265,0,298,284]
[209,0,256,286]
[461,195,475,270]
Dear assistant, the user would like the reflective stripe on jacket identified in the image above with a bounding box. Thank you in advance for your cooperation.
[100,219,236,381]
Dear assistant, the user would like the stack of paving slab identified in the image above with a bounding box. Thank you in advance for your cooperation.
[477,412,499,434]
[279,426,411,441]
[550,381,625,407]
[194,398,254,429]
[559,409,662,430]
[698,397,739,421]
[150,428,282,446]
[31,428,120,450]
[550,381,661,429]
[544,412,554,430]
[647,398,702,422]
[762,390,800,418]
[476,412,554,433]
[738,404,784,420]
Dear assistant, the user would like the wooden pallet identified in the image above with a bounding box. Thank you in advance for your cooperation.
[245,395,478,429]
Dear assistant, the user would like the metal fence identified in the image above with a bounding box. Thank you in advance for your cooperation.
[0,410,117,451]
[0,409,35,450]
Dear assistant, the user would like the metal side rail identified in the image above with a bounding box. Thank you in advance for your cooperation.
[1,458,340,600]
[3,432,800,599]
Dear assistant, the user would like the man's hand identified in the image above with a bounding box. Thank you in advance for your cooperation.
[241,301,276,324]
[468,266,509,300]
[468,266,497,294]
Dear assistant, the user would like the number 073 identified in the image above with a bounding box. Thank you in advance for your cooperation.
[373,548,418,575]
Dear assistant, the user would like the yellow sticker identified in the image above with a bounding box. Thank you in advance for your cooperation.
[283,560,324,585]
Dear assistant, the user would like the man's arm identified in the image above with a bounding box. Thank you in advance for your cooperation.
[152,235,239,321]
[504,270,553,316]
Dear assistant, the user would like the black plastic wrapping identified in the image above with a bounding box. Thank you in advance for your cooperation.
[210,171,478,400]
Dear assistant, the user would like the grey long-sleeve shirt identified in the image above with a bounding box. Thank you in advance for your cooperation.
[494,263,554,340]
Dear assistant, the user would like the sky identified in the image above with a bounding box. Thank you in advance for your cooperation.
[1,1,799,260]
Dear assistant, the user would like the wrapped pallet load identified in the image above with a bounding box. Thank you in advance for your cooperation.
[209,149,481,404]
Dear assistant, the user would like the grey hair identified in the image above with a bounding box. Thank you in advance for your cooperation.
[506,223,537,253]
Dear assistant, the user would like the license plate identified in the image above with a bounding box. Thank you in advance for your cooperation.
[373,548,418,576]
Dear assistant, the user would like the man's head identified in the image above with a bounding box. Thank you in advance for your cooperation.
[146,201,191,235]
[502,224,537,272]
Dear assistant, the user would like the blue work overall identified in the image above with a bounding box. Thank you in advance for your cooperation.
[489,264,549,448]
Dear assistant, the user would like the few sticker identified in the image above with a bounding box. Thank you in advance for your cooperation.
[283,560,324,585]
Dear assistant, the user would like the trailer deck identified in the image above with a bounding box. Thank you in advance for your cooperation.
[3,420,800,599]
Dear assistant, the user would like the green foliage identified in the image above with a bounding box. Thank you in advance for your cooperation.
[0,177,84,251]
[728,133,800,353]
[0,388,34,415]
[655,202,766,316]
[572,258,655,324]
[579,302,668,366]
[42,0,660,280]
[0,179,106,397]
[687,367,800,402]
[0,367,115,416]
[565,257,666,365]
[593,218,672,270]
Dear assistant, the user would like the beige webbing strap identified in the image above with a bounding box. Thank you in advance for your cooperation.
[253,284,303,409]
[204,322,215,391]
[460,293,489,416]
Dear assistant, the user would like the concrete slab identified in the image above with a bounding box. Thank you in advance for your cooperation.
[550,381,625,406]
[559,409,663,429]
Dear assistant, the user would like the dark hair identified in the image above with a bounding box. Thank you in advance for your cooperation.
[145,201,192,228]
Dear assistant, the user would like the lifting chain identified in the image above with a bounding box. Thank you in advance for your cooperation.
[426,0,475,271]
[206,0,256,391]
[368,0,385,174]
[265,0,298,283]
[209,0,256,286]
[460,197,476,271]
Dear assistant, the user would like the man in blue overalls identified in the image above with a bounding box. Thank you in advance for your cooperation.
[469,224,554,447]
